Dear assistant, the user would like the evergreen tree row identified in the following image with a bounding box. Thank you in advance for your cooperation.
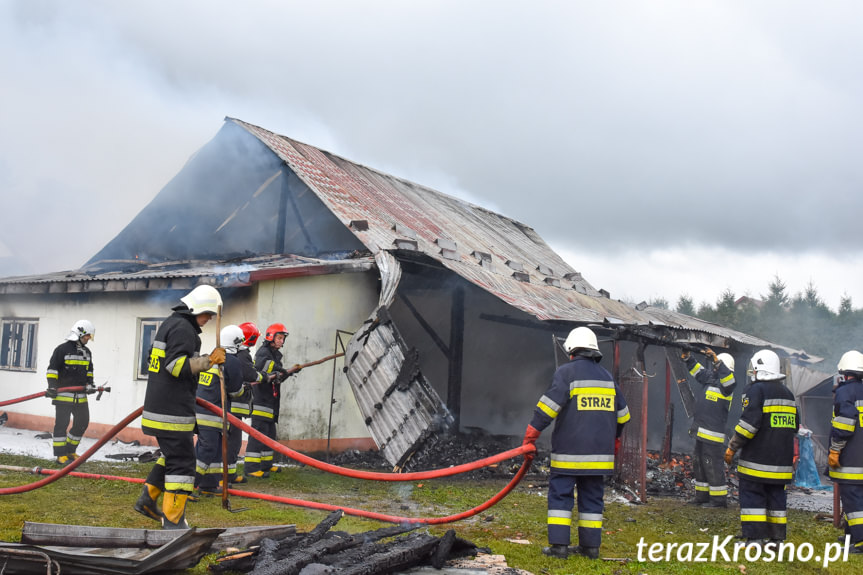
[649,275,863,371]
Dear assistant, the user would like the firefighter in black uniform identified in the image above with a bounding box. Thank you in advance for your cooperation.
[725,349,798,546]
[225,321,264,485]
[193,325,248,496]
[827,350,863,554]
[245,322,301,477]
[522,327,630,560]
[45,320,96,465]
[133,285,225,529]
[682,348,736,507]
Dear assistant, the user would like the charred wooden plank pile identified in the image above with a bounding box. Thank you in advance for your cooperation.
[211,510,480,575]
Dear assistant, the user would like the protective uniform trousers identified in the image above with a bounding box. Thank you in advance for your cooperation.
[547,474,604,549]
[144,435,196,494]
[245,419,276,474]
[194,426,223,490]
[693,441,727,504]
[840,484,863,549]
[52,403,89,457]
[738,477,787,541]
[226,424,243,482]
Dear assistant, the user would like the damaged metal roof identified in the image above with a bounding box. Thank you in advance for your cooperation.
[231,118,813,357]
[0,254,376,295]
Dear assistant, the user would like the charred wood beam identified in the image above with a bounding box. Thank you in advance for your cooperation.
[478,313,573,332]
[447,286,464,429]
[430,529,456,569]
[252,525,419,575]
[336,533,441,575]
[396,292,449,357]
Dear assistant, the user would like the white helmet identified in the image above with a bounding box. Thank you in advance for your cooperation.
[838,350,863,375]
[180,285,222,316]
[220,325,245,352]
[563,326,602,358]
[747,349,785,382]
[716,353,735,372]
[67,319,95,341]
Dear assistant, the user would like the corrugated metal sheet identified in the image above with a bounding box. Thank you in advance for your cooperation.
[232,118,809,356]
[344,255,453,468]
[0,254,375,294]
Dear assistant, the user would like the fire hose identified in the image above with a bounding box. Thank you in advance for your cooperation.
[0,396,536,524]
[0,385,110,408]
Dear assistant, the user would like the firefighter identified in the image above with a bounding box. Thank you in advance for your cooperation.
[827,350,863,554]
[245,322,301,478]
[224,321,264,485]
[725,349,798,546]
[682,348,736,507]
[133,285,225,529]
[45,320,96,465]
[193,325,248,496]
[522,327,630,560]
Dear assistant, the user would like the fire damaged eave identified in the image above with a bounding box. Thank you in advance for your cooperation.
[0,255,377,295]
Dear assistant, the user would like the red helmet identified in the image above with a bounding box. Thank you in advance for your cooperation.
[265,322,289,342]
[239,322,260,347]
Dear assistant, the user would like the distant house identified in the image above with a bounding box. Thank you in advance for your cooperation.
[0,118,818,470]
[735,296,766,310]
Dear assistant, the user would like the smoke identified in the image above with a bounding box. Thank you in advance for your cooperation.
[2,1,862,305]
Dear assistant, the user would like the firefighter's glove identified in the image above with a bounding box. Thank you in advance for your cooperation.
[208,347,226,366]
[614,437,622,457]
[241,382,253,399]
[724,447,735,465]
[522,425,541,458]
[680,350,690,361]
[45,388,58,399]
[829,449,841,469]
[278,368,291,381]
[704,348,718,364]
[292,364,303,373]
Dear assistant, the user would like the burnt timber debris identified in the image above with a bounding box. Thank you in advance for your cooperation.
[6,513,482,575]
[212,510,481,575]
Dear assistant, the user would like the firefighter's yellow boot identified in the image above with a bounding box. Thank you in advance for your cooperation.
[161,492,190,530]
[134,483,164,521]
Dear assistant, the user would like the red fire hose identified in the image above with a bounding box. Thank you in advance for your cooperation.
[195,398,534,481]
[0,395,536,524]
[0,386,107,408]
[0,407,143,495]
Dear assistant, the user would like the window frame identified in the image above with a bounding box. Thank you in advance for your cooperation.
[137,318,164,380]
[0,318,39,372]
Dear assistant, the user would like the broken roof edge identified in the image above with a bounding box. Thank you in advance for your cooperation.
[626,311,822,364]
[0,254,377,295]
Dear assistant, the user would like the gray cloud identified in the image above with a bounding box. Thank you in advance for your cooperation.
[1,0,861,295]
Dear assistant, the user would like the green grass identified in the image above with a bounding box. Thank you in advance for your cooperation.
[0,453,859,574]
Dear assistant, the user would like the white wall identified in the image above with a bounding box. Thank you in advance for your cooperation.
[0,272,378,444]
[255,272,379,441]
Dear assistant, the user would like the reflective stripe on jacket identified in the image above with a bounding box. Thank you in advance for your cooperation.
[142,311,201,438]
[46,340,93,406]
[732,380,798,484]
[829,378,863,484]
[685,356,736,444]
[530,355,629,476]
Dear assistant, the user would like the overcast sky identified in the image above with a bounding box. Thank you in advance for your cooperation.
[2,1,861,311]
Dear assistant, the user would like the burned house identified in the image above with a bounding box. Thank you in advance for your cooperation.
[0,117,818,475]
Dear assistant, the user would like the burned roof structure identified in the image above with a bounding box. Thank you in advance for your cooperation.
[11,117,815,468]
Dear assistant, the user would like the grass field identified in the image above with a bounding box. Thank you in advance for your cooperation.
[0,453,858,574]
